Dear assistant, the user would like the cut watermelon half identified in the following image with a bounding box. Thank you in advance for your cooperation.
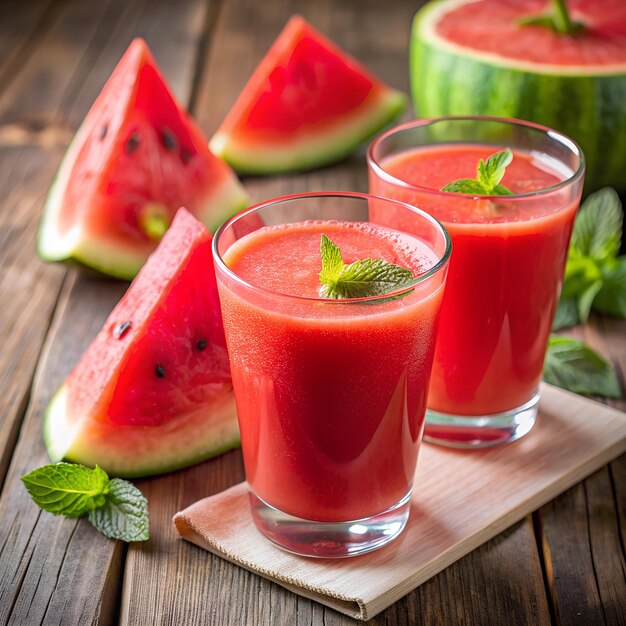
[210,16,407,174]
[44,208,240,477]
[410,0,626,191]
[38,38,249,280]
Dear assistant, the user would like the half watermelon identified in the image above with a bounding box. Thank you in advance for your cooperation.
[210,16,407,174]
[38,38,249,280]
[410,0,626,191]
[44,208,240,477]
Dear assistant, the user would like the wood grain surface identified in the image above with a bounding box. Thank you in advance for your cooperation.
[0,0,624,625]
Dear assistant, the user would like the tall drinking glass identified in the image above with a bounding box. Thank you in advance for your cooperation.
[368,117,584,448]
[212,192,451,557]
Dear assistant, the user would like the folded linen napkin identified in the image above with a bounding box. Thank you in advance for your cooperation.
[174,384,626,621]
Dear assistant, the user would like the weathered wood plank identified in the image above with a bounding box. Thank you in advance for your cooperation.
[0,0,211,623]
[120,1,552,624]
[540,315,626,626]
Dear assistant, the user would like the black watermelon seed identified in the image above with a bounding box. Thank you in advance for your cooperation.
[181,150,192,164]
[125,132,140,154]
[196,339,207,351]
[155,364,165,378]
[161,129,177,151]
[99,125,108,140]
[113,321,131,339]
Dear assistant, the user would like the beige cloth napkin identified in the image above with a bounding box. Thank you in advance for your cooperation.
[174,384,626,621]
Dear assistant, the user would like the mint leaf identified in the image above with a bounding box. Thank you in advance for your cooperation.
[88,478,149,542]
[442,148,513,196]
[570,187,622,262]
[319,234,414,299]
[594,257,626,317]
[21,462,150,542]
[552,297,579,330]
[21,463,109,517]
[556,187,626,322]
[543,336,621,397]
[518,0,584,35]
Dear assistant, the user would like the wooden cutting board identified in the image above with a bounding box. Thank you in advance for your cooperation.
[174,383,626,620]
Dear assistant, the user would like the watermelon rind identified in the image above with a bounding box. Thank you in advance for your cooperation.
[210,89,406,175]
[38,122,250,281]
[410,0,626,191]
[43,385,241,478]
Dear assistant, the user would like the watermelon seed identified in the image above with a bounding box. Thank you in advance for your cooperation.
[181,150,192,164]
[161,129,177,151]
[100,125,108,140]
[155,364,165,378]
[114,321,131,339]
[125,132,140,154]
[196,339,207,351]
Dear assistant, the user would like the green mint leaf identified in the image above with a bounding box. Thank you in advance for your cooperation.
[517,0,584,35]
[478,148,513,190]
[552,297,579,330]
[593,257,626,318]
[88,478,149,542]
[543,336,621,398]
[319,234,413,299]
[319,234,344,285]
[570,187,623,262]
[441,179,488,195]
[21,463,109,517]
[577,279,603,322]
[441,148,513,196]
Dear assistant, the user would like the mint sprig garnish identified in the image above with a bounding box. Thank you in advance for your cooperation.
[319,234,414,299]
[553,187,626,329]
[543,336,621,398]
[518,0,584,36]
[441,148,514,196]
[21,463,149,542]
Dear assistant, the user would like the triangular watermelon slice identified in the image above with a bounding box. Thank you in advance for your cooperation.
[38,39,249,280]
[210,16,406,174]
[44,208,239,477]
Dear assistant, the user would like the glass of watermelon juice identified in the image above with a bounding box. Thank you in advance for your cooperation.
[368,117,585,448]
[212,192,451,557]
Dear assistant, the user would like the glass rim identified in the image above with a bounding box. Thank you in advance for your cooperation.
[212,191,452,305]
[367,116,586,201]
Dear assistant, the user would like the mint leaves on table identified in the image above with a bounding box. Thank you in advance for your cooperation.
[543,336,621,398]
[21,462,149,542]
[441,148,513,196]
[319,233,413,299]
[553,187,626,330]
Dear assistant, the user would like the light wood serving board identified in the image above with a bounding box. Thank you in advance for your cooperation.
[174,383,626,621]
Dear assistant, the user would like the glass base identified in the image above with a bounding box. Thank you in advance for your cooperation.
[248,489,411,558]
[423,392,539,449]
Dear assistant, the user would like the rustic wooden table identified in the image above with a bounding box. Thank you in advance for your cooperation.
[0,0,624,624]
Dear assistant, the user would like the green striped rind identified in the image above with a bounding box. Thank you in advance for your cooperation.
[38,123,250,281]
[211,89,407,174]
[43,385,241,478]
[410,0,626,191]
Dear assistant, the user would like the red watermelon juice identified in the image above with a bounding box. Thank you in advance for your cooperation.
[212,193,450,557]
[368,118,585,447]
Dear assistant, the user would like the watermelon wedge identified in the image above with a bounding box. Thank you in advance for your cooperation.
[38,38,249,280]
[44,208,239,477]
[210,16,407,174]
[410,0,626,191]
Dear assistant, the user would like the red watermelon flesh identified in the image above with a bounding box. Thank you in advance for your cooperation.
[436,0,626,67]
[38,38,249,280]
[44,208,239,477]
[210,15,406,173]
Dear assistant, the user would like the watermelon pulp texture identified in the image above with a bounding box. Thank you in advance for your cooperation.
[410,0,626,191]
[44,209,240,477]
[38,38,249,280]
[210,15,407,173]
